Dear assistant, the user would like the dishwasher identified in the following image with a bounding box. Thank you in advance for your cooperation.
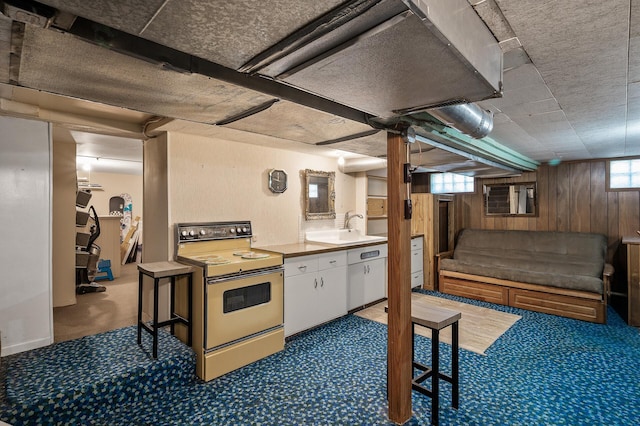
[347,243,388,311]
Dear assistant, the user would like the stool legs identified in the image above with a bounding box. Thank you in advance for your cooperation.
[137,271,143,345]
[432,329,440,426]
[152,277,160,359]
[452,321,459,409]
[137,271,193,359]
[187,273,193,347]
[169,276,176,336]
[411,321,460,426]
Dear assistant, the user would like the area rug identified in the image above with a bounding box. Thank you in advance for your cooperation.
[354,292,521,354]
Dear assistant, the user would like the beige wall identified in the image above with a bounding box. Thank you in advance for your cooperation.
[166,132,357,251]
[52,127,77,308]
[143,134,170,262]
[88,172,143,220]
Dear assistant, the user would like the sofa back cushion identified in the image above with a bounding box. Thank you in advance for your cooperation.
[453,229,606,278]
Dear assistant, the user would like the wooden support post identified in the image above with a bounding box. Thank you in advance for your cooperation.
[387,131,413,424]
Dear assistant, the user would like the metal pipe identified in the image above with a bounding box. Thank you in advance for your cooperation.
[427,103,494,139]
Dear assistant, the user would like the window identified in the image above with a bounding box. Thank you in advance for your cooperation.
[308,183,318,198]
[430,172,475,194]
[608,158,640,190]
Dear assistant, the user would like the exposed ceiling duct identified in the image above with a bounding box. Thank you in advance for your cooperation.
[0,0,522,175]
[339,156,388,173]
[2,0,503,124]
[248,0,503,119]
[403,124,538,177]
[427,103,494,139]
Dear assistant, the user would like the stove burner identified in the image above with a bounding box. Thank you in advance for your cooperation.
[241,252,270,259]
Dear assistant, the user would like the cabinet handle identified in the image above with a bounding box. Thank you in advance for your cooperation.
[298,265,307,271]
[329,260,337,264]
[314,278,318,288]
[367,265,371,273]
[364,265,367,274]
[321,277,324,287]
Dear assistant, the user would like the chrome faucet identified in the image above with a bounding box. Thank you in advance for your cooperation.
[344,211,363,229]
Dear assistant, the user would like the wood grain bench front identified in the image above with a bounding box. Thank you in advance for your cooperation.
[437,229,613,324]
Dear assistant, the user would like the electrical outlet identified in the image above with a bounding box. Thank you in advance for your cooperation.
[252,235,257,243]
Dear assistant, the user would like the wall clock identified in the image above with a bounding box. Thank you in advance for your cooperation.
[268,169,288,193]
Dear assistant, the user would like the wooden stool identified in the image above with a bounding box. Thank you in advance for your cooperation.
[411,303,461,425]
[137,261,195,358]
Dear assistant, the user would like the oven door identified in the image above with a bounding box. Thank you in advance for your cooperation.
[205,268,283,350]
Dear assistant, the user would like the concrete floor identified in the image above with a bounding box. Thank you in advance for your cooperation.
[53,263,138,342]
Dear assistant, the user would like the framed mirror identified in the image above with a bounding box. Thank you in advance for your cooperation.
[304,169,336,220]
[484,182,537,216]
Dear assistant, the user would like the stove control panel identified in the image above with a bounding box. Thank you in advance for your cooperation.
[176,221,252,242]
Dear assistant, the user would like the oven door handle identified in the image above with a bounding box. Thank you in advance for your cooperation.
[207,266,284,284]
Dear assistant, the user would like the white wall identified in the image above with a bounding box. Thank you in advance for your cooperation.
[0,116,52,356]
[167,132,358,251]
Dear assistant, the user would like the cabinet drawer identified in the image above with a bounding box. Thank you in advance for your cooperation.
[411,249,423,273]
[440,277,509,305]
[367,198,387,217]
[284,255,318,277]
[318,251,347,270]
[411,237,423,250]
[411,271,423,288]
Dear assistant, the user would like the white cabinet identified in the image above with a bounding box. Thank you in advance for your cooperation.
[411,236,424,289]
[347,244,388,310]
[284,251,347,336]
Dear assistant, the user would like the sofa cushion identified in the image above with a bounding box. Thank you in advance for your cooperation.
[439,258,604,294]
[440,229,607,294]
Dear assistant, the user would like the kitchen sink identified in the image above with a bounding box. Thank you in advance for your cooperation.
[305,229,386,246]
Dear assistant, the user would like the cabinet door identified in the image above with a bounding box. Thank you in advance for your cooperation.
[411,249,423,273]
[367,197,387,217]
[411,270,423,288]
[364,257,387,304]
[318,266,348,322]
[284,273,319,337]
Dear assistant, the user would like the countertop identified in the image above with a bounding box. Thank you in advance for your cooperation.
[256,233,423,258]
[256,241,387,258]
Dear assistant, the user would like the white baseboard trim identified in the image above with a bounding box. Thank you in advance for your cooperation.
[1,336,53,357]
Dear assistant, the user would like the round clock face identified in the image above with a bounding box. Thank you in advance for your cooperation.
[268,169,288,193]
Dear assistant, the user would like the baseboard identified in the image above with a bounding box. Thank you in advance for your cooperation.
[1,336,53,357]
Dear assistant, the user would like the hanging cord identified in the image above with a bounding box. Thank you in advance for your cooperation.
[403,138,413,219]
[406,142,411,201]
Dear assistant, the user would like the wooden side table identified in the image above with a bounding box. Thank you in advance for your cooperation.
[622,236,640,326]
[137,261,195,358]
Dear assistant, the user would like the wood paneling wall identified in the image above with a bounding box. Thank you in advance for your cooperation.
[455,161,640,261]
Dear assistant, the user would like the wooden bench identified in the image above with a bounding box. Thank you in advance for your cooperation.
[438,252,614,324]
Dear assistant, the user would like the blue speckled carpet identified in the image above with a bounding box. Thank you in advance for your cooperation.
[2,291,640,425]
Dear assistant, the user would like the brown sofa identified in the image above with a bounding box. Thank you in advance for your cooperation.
[438,229,613,323]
